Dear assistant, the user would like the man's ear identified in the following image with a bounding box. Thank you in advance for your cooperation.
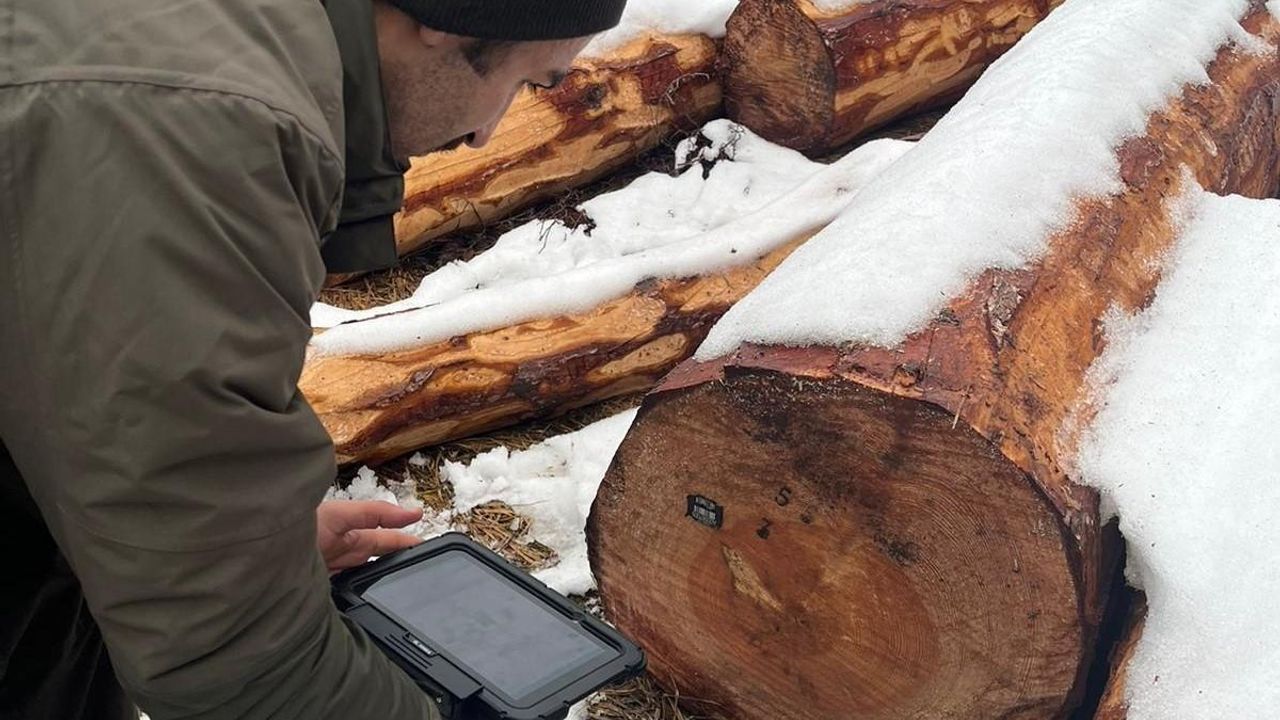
[417,25,467,51]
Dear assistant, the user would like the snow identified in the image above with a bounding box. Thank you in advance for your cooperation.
[807,0,870,14]
[1075,187,1280,718]
[582,0,739,56]
[442,409,638,596]
[312,121,819,329]
[323,466,453,538]
[697,0,1260,360]
[330,410,638,597]
[311,122,913,355]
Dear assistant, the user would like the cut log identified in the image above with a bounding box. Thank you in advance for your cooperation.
[302,236,809,466]
[721,0,1063,154]
[588,8,1280,720]
[1095,597,1147,720]
[393,34,722,257]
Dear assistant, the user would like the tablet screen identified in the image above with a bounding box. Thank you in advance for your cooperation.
[363,550,616,703]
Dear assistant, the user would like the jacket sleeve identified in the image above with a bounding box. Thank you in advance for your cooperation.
[0,81,439,719]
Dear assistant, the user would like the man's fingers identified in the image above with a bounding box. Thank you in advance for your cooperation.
[317,501,425,572]
[323,500,424,532]
[341,528,423,561]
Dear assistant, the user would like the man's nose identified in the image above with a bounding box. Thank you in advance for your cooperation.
[467,118,502,149]
[468,85,524,149]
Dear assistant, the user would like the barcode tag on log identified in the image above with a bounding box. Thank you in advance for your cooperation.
[686,495,724,530]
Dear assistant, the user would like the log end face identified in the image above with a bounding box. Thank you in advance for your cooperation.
[589,367,1087,720]
[721,0,837,154]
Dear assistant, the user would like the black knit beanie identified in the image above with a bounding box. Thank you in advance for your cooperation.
[386,0,627,41]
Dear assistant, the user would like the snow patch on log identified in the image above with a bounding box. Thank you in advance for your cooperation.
[442,410,638,596]
[583,0,740,56]
[1077,187,1280,718]
[698,0,1261,358]
[313,121,818,329]
[311,122,912,355]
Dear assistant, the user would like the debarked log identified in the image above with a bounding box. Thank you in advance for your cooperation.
[721,0,1063,154]
[303,236,811,465]
[394,34,723,257]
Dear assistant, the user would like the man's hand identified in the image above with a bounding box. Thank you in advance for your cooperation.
[317,500,424,573]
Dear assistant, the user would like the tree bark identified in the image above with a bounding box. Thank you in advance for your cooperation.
[721,0,1063,155]
[392,34,722,258]
[1095,597,1147,720]
[301,236,811,466]
[588,9,1280,720]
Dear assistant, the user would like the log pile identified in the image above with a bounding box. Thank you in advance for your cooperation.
[721,0,1063,154]
[305,118,914,467]
[587,7,1280,720]
[302,236,811,466]
[393,34,722,257]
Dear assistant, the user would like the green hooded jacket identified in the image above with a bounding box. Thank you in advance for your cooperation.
[0,0,436,716]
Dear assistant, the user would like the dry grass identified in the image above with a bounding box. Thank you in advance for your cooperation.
[318,252,450,311]
[588,674,727,720]
[457,500,560,571]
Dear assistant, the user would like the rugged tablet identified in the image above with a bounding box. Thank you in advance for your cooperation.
[331,533,645,720]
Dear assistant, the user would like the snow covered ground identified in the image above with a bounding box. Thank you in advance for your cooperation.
[441,410,637,596]
[311,121,912,355]
[1076,187,1280,719]
[326,410,638,597]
